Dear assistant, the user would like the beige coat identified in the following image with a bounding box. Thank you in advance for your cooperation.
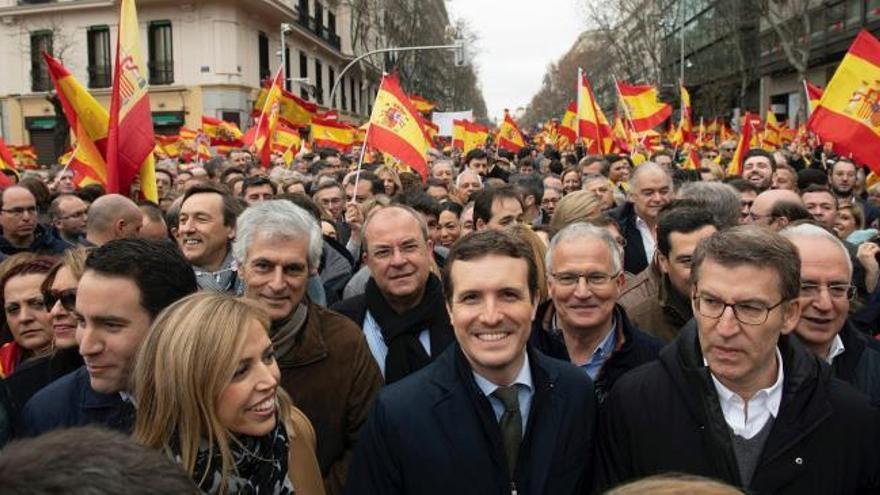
[287,406,326,495]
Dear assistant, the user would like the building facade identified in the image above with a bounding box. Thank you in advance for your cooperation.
[0,0,382,164]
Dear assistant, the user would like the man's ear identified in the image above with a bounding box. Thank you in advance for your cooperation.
[657,252,670,275]
[476,218,486,231]
[780,299,801,336]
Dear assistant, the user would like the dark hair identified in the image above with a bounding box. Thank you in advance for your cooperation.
[277,193,322,223]
[137,201,164,223]
[318,147,340,160]
[548,160,563,175]
[181,182,242,228]
[0,256,57,334]
[797,168,829,190]
[17,178,50,213]
[397,191,441,220]
[443,229,538,302]
[85,239,198,319]
[800,183,836,206]
[240,176,277,198]
[473,185,523,226]
[510,173,544,204]
[424,177,450,192]
[219,167,245,184]
[312,180,344,197]
[657,200,719,256]
[77,183,106,204]
[154,168,174,184]
[724,178,758,195]
[439,201,463,218]
[518,157,535,170]
[769,201,813,223]
[0,427,198,494]
[743,149,776,171]
[690,225,800,301]
[464,148,488,165]
[345,171,383,196]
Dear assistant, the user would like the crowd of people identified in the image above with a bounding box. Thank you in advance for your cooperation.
[0,138,878,494]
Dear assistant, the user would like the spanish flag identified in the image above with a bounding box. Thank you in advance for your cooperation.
[365,73,430,178]
[616,81,672,132]
[497,110,526,153]
[272,124,301,166]
[577,71,613,154]
[253,67,284,167]
[202,116,243,141]
[155,135,181,159]
[452,119,466,150]
[463,121,489,155]
[107,0,157,201]
[679,84,693,144]
[0,137,17,188]
[11,147,38,169]
[682,147,700,171]
[409,94,435,114]
[762,109,782,150]
[804,81,824,115]
[807,31,880,172]
[43,53,110,189]
[279,89,317,128]
[557,101,578,149]
[311,116,355,152]
[727,112,754,177]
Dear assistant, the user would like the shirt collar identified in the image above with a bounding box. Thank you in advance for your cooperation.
[473,352,533,396]
[708,347,784,417]
[826,333,846,364]
[591,318,618,362]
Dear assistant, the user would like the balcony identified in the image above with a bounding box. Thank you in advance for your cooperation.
[294,7,341,50]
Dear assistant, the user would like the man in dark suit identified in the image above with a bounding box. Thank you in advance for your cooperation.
[345,230,596,495]
[610,162,673,275]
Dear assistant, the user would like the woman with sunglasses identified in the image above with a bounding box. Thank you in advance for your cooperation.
[134,292,325,494]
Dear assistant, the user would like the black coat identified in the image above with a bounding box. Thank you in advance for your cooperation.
[596,321,880,494]
[19,366,135,437]
[0,224,70,256]
[344,344,596,495]
[609,202,649,275]
[833,319,880,404]
[529,302,663,403]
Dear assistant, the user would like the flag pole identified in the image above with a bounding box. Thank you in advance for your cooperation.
[53,143,79,189]
[576,68,582,145]
[612,75,639,156]
[351,74,385,201]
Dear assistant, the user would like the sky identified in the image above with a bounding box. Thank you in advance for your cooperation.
[446,0,585,123]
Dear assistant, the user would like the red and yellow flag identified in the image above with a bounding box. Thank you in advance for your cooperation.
[682,147,700,171]
[679,84,693,144]
[155,135,181,159]
[279,89,317,128]
[577,72,613,154]
[202,116,243,141]
[463,121,489,155]
[617,81,672,132]
[727,112,754,177]
[365,73,431,178]
[804,81,824,115]
[43,53,110,189]
[557,101,578,149]
[0,137,17,188]
[10,146,37,169]
[409,94,435,114]
[452,119,466,150]
[311,116,355,152]
[762,109,782,150]
[107,0,157,201]
[253,67,284,167]
[272,124,301,166]
[497,110,526,153]
[808,31,880,173]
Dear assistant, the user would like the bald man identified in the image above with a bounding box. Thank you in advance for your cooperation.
[747,189,807,230]
[84,194,143,246]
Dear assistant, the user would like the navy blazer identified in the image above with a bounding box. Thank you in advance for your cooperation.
[609,202,649,275]
[344,344,596,495]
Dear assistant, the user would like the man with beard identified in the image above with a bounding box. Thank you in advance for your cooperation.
[829,158,880,227]
[49,194,88,245]
[332,205,454,383]
[610,163,674,274]
[741,149,775,193]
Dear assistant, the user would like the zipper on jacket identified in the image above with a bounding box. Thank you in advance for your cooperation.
[510,481,518,495]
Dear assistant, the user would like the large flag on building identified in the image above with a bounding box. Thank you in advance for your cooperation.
[497,110,526,153]
[616,81,672,132]
[106,0,157,201]
[727,112,754,176]
[43,53,110,189]
[311,116,355,152]
[365,73,431,178]
[804,81,824,115]
[253,67,284,167]
[807,30,880,172]
[577,71,613,154]
[557,101,578,149]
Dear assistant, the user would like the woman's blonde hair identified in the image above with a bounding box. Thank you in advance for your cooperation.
[606,474,743,494]
[701,158,724,181]
[374,164,402,196]
[550,190,604,230]
[509,224,549,303]
[132,292,293,492]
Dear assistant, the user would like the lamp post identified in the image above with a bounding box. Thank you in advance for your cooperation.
[280,23,293,90]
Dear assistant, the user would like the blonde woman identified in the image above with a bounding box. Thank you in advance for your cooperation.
[549,190,604,230]
[374,164,402,197]
[133,292,324,494]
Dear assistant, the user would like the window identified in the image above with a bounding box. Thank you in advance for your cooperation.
[329,67,335,108]
[315,59,323,104]
[315,2,324,35]
[30,30,53,92]
[298,0,308,16]
[299,51,309,100]
[284,47,291,92]
[148,20,174,85]
[258,32,270,83]
[328,11,336,36]
[87,26,111,88]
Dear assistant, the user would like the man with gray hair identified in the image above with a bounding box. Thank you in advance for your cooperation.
[332,205,454,384]
[781,223,880,402]
[455,169,483,203]
[233,200,382,495]
[531,222,662,402]
[84,194,142,247]
[610,162,674,274]
[677,181,741,229]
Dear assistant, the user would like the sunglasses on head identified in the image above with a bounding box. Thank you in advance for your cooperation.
[43,289,77,312]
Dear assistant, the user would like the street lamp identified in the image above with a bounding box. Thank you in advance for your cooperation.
[280,23,293,90]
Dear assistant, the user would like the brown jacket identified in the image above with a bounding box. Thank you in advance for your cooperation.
[288,406,326,495]
[618,259,661,312]
[278,301,383,495]
[626,275,692,342]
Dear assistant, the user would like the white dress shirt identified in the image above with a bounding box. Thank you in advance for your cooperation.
[362,310,431,377]
[709,348,784,439]
[825,333,846,364]
[635,216,656,263]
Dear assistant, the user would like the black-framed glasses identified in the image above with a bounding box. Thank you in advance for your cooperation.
[693,293,786,325]
[1,206,37,217]
[551,271,620,288]
[800,282,856,301]
[59,210,87,221]
[43,289,77,312]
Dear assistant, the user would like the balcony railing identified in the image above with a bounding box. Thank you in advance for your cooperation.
[88,65,112,89]
[148,60,174,85]
[294,8,341,50]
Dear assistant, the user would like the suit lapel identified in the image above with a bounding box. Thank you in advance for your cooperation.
[522,351,564,492]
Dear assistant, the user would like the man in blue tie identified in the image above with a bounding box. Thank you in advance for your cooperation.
[345,229,596,495]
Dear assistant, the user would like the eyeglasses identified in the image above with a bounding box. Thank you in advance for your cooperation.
[59,210,87,221]
[721,147,736,152]
[551,271,620,288]
[1,206,37,217]
[693,293,786,325]
[800,282,856,300]
[43,289,77,312]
